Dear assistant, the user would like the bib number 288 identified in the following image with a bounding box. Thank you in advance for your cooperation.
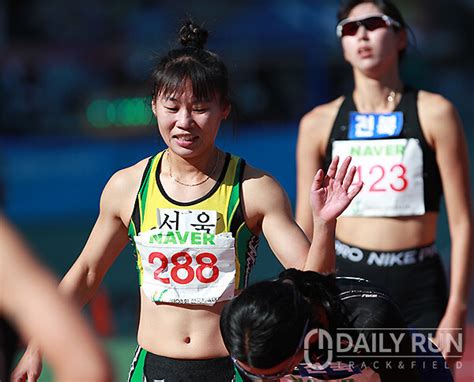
[148,252,219,285]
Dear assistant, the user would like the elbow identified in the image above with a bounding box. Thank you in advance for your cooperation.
[295,216,313,241]
[62,262,104,306]
[78,259,106,292]
[450,216,473,240]
[86,267,102,290]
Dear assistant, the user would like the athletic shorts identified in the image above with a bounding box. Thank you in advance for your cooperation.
[335,239,448,330]
[128,346,244,382]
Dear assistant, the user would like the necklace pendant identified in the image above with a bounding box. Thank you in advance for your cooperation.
[387,91,396,103]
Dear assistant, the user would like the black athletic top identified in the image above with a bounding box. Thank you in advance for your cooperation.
[323,87,442,212]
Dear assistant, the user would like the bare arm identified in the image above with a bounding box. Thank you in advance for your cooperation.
[59,168,133,306]
[0,214,112,382]
[419,92,473,358]
[243,157,360,273]
[11,160,145,381]
[305,156,361,271]
[243,168,311,270]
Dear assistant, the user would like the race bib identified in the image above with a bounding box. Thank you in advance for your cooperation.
[157,208,218,234]
[134,209,235,306]
[332,138,425,217]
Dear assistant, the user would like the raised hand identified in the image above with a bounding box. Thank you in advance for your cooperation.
[310,156,362,223]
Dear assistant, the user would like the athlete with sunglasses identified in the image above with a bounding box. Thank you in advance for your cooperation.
[296,0,472,366]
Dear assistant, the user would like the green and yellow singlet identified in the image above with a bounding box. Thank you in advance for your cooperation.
[128,150,259,291]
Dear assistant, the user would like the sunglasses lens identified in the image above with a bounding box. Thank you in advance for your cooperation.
[340,16,388,37]
[341,21,359,37]
[363,16,388,31]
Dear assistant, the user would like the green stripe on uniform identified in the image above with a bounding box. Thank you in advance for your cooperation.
[138,155,156,220]
[128,347,147,382]
[128,218,137,239]
[235,223,253,289]
[234,366,244,382]
[227,158,242,227]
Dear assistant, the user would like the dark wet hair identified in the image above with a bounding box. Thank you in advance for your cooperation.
[337,0,406,26]
[220,269,348,369]
[337,0,410,58]
[151,20,230,105]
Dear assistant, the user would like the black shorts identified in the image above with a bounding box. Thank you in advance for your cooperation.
[128,346,236,382]
[335,239,448,330]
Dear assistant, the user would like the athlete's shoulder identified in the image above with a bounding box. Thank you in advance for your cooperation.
[416,90,461,141]
[228,152,244,164]
[241,162,286,201]
[299,96,345,132]
[240,162,290,228]
[298,96,344,155]
[241,161,273,185]
[100,156,152,213]
[417,90,458,119]
[107,157,152,192]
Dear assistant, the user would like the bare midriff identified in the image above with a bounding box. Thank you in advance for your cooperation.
[335,212,439,251]
[137,289,229,359]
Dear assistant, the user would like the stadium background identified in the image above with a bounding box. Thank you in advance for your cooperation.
[1,0,473,380]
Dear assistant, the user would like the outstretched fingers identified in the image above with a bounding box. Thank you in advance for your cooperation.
[326,155,339,180]
[342,165,356,191]
[335,156,352,183]
[311,169,325,192]
[347,181,363,200]
[340,161,363,200]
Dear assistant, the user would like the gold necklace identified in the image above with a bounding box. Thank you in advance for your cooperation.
[167,150,220,187]
[354,88,400,110]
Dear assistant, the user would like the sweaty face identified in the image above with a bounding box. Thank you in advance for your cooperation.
[152,81,229,159]
[340,3,405,76]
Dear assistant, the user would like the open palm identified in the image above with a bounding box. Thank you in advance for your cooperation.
[310,156,362,222]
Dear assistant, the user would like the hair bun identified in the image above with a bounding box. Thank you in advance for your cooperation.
[179,21,208,49]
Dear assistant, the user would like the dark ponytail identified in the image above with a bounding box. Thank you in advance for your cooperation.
[151,20,230,105]
[278,269,349,334]
[179,21,208,49]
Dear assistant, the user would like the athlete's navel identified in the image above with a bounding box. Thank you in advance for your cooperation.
[184,336,191,344]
